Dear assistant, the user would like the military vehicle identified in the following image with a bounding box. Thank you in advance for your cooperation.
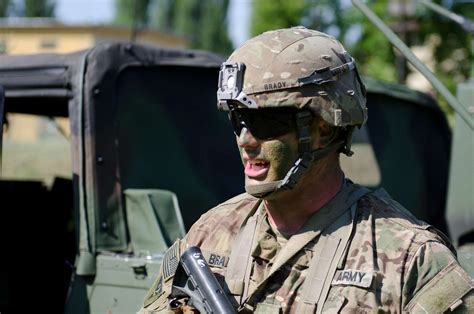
[0,1,472,312]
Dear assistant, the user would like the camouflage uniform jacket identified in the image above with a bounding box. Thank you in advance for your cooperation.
[140,183,474,313]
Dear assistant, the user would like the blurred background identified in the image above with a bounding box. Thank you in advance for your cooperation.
[1,0,473,203]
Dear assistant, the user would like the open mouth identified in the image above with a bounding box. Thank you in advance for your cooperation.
[245,160,270,178]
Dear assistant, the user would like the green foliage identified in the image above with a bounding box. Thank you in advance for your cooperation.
[416,0,474,114]
[251,0,306,36]
[350,1,398,83]
[113,0,233,55]
[172,0,201,37]
[250,0,397,82]
[154,0,175,31]
[199,0,233,55]
[24,0,55,17]
[152,0,233,56]
[115,0,151,27]
[250,0,473,118]
[0,0,11,17]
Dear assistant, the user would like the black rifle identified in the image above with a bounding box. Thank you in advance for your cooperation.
[170,246,236,314]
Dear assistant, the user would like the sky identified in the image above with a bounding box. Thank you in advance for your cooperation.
[55,0,252,48]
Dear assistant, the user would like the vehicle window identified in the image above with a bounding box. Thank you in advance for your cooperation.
[1,113,71,186]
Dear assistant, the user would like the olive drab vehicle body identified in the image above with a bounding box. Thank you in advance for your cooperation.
[0,2,472,311]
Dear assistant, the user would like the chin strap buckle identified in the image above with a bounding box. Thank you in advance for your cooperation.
[279,152,314,190]
[279,139,346,191]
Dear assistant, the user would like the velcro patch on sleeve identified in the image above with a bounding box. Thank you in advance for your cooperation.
[406,261,473,313]
[162,241,180,281]
[332,269,373,288]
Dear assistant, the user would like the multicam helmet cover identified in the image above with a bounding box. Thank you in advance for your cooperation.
[217,26,367,127]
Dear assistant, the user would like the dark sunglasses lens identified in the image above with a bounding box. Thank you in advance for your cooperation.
[229,112,243,135]
[230,109,296,139]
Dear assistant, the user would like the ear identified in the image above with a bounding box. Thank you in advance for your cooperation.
[312,118,338,148]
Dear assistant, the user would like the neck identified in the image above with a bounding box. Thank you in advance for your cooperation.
[264,158,344,235]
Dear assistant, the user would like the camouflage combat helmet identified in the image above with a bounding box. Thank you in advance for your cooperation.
[217,26,367,127]
[217,26,368,198]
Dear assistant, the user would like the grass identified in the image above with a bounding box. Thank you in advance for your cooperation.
[1,137,72,187]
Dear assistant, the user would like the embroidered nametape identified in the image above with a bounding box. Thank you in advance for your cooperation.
[332,269,373,288]
[201,250,229,268]
[208,253,228,267]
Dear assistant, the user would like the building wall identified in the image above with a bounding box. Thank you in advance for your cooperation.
[0,27,94,54]
[0,25,186,55]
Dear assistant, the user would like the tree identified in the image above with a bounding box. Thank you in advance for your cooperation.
[0,0,11,17]
[172,0,201,41]
[250,0,474,116]
[417,0,474,100]
[348,1,398,83]
[152,0,233,56]
[250,0,396,81]
[251,0,306,36]
[198,0,233,55]
[115,0,151,27]
[154,0,175,32]
[347,0,474,114]
[24,0,55,17]
[114,0,233,55]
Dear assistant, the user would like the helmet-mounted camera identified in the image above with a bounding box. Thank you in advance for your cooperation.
[217,62,257,110]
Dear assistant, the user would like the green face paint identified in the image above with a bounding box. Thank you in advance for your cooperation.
[237,132,300,187]
[262,138,298,180]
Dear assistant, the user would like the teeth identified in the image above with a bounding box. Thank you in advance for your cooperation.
[249,160,268,166]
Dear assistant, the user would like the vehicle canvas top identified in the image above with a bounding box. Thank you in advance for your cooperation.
[0,50,83,116]
[0,42,244,275]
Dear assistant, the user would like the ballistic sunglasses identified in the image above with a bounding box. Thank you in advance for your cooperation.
[229,108,307,140]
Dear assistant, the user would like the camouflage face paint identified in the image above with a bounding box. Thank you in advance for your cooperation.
[261,137,299,181]
[237,131,299,187]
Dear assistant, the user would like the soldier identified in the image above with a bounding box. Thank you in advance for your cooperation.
[139,27,473,313]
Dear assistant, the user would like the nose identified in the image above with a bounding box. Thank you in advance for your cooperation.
[237,127,259,148]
